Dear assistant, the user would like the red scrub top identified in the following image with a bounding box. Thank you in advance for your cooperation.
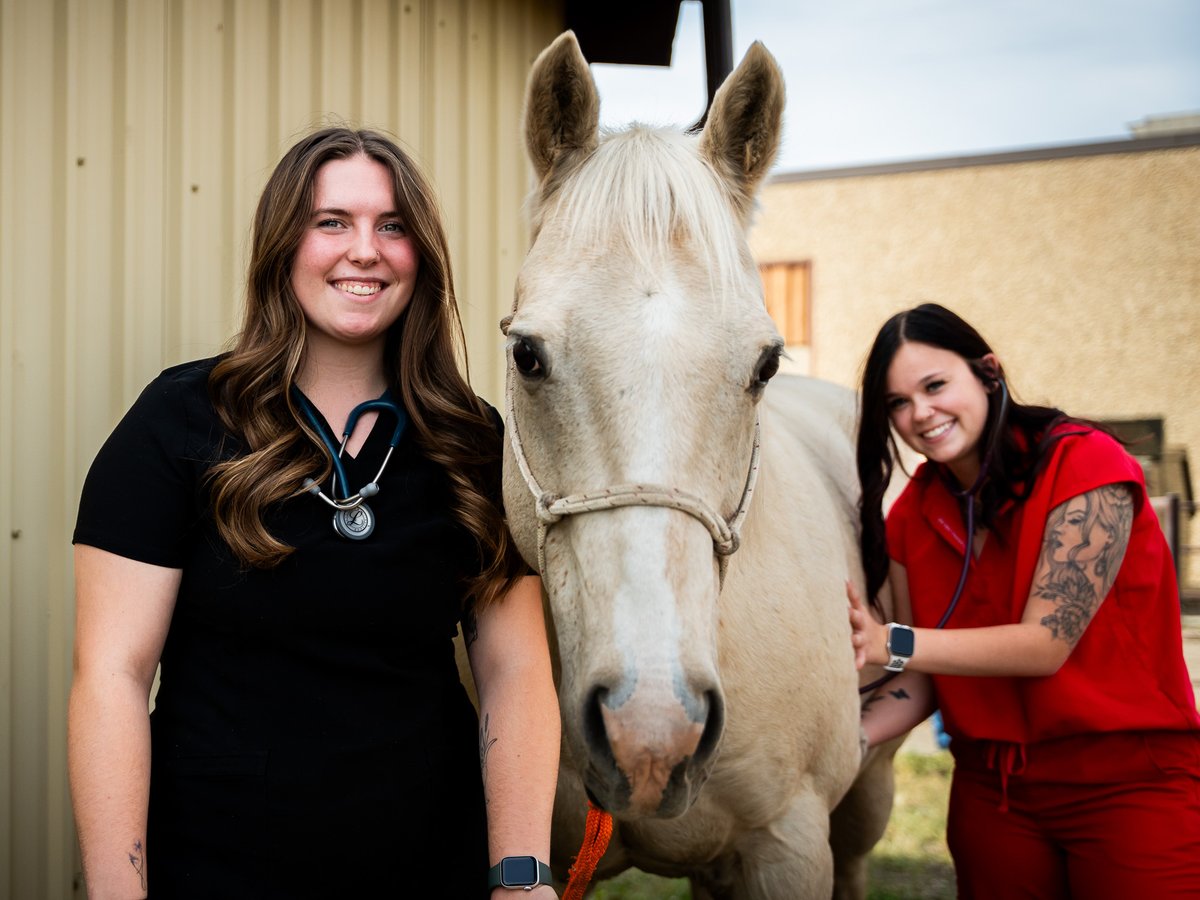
[887,425,1200,744]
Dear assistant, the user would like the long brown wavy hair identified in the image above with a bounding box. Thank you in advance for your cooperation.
[207,127,525,610]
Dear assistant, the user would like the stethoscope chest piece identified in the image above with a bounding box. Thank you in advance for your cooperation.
[333,504,375,540]
[293,388,407,542]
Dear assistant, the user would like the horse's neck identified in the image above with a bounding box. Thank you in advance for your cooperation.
[737,376,862,569]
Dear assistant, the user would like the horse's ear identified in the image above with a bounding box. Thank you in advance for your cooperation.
[700,42,784,221]
[524,31,600,186]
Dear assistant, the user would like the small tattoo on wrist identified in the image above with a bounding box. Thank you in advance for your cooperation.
[479,712,498,785]
[128,839,146,890]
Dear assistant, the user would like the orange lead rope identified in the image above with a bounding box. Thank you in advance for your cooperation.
[561,801,614,900]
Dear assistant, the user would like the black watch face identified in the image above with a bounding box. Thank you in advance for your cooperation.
[501,856,539,886]
[890,626,915,657]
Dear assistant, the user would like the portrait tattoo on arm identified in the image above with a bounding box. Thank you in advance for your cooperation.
[1035,484,1133,645]
[128,838,146,891]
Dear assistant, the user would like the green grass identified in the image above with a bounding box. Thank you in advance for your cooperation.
[865,751,955,900]
[591,870,691,899]
[586,751,954,900]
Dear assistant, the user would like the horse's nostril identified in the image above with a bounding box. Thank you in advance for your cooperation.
[583,686,618,769]
[695,689,725,763]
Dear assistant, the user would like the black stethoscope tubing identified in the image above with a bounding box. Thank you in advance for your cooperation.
[292,388,408,539]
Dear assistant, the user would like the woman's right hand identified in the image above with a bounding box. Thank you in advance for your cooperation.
[846,580,887,670]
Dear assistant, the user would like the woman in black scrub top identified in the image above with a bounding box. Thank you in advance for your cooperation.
[67,128,560,899]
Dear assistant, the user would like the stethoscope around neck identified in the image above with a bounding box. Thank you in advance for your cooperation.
[860,377,1009,695]
[292,387,408,540]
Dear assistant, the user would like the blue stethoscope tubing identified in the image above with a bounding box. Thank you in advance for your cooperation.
[859,379,1009,695]
[292,388,408,538]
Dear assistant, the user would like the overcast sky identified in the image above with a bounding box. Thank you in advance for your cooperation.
[590,0,1200,173]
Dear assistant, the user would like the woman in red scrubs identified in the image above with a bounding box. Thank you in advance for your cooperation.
[849,303,1200,898]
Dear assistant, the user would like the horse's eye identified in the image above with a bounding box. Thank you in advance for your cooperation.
[754,350,781,388]
[512,339,544,377]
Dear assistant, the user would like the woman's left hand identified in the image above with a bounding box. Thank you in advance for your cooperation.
[847,580,887,669]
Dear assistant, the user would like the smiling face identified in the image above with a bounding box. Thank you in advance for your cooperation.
[885,341,995,488]
[291,154,420,361]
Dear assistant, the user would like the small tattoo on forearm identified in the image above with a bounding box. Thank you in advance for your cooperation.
[479,712,497,785]
[128,839,146,890]
[861,687,912,717]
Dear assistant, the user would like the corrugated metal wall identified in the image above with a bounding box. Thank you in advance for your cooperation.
[0,1,562,896]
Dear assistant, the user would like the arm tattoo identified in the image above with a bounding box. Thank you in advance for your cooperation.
[860,687,912,717]
[478,712,498,791]
[1036,484,1133,645]
[128,839,146,890]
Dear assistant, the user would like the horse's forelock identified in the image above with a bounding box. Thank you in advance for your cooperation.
[544,125,751,303]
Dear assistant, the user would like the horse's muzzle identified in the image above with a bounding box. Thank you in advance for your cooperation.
[581,680,725,818]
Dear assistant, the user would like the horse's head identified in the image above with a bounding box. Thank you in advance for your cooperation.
[504,32,785,819]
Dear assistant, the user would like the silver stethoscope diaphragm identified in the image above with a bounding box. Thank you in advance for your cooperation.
[293,388,407,541]
[333,504,375,540]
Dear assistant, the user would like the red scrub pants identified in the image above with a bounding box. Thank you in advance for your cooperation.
[946,731,1200,899]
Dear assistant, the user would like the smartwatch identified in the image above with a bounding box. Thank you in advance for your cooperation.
[884,623,915,672]
[487,856,554,891]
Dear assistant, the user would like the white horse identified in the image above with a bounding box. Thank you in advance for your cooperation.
[500,33,900,899]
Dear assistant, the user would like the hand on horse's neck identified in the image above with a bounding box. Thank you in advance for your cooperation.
[297,344,389,458]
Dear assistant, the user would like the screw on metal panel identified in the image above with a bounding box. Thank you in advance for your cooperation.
[11,529,20,539]
[77,157,85,166]
[191,185,199,193]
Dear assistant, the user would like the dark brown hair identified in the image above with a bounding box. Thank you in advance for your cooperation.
[857,303,1083,612]
[207,127,524,609]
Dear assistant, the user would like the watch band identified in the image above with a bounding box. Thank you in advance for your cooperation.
[487,856,554,891]
[884,622,914,672]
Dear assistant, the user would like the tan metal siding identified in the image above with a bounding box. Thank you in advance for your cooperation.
[0,1,562,896]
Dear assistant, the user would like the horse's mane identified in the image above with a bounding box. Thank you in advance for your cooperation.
[538,125,751,303]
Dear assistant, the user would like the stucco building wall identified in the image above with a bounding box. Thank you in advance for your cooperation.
[750,137,1200,582]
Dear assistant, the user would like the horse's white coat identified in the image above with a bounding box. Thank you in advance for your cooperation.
[610,510,686,708]
[501,32,902,899]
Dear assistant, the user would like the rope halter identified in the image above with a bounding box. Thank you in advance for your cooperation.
[505,375,762,589]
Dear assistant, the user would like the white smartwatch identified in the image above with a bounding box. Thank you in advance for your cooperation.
[884,623,915,672]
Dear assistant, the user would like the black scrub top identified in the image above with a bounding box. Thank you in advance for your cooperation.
[74,357,491,898]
